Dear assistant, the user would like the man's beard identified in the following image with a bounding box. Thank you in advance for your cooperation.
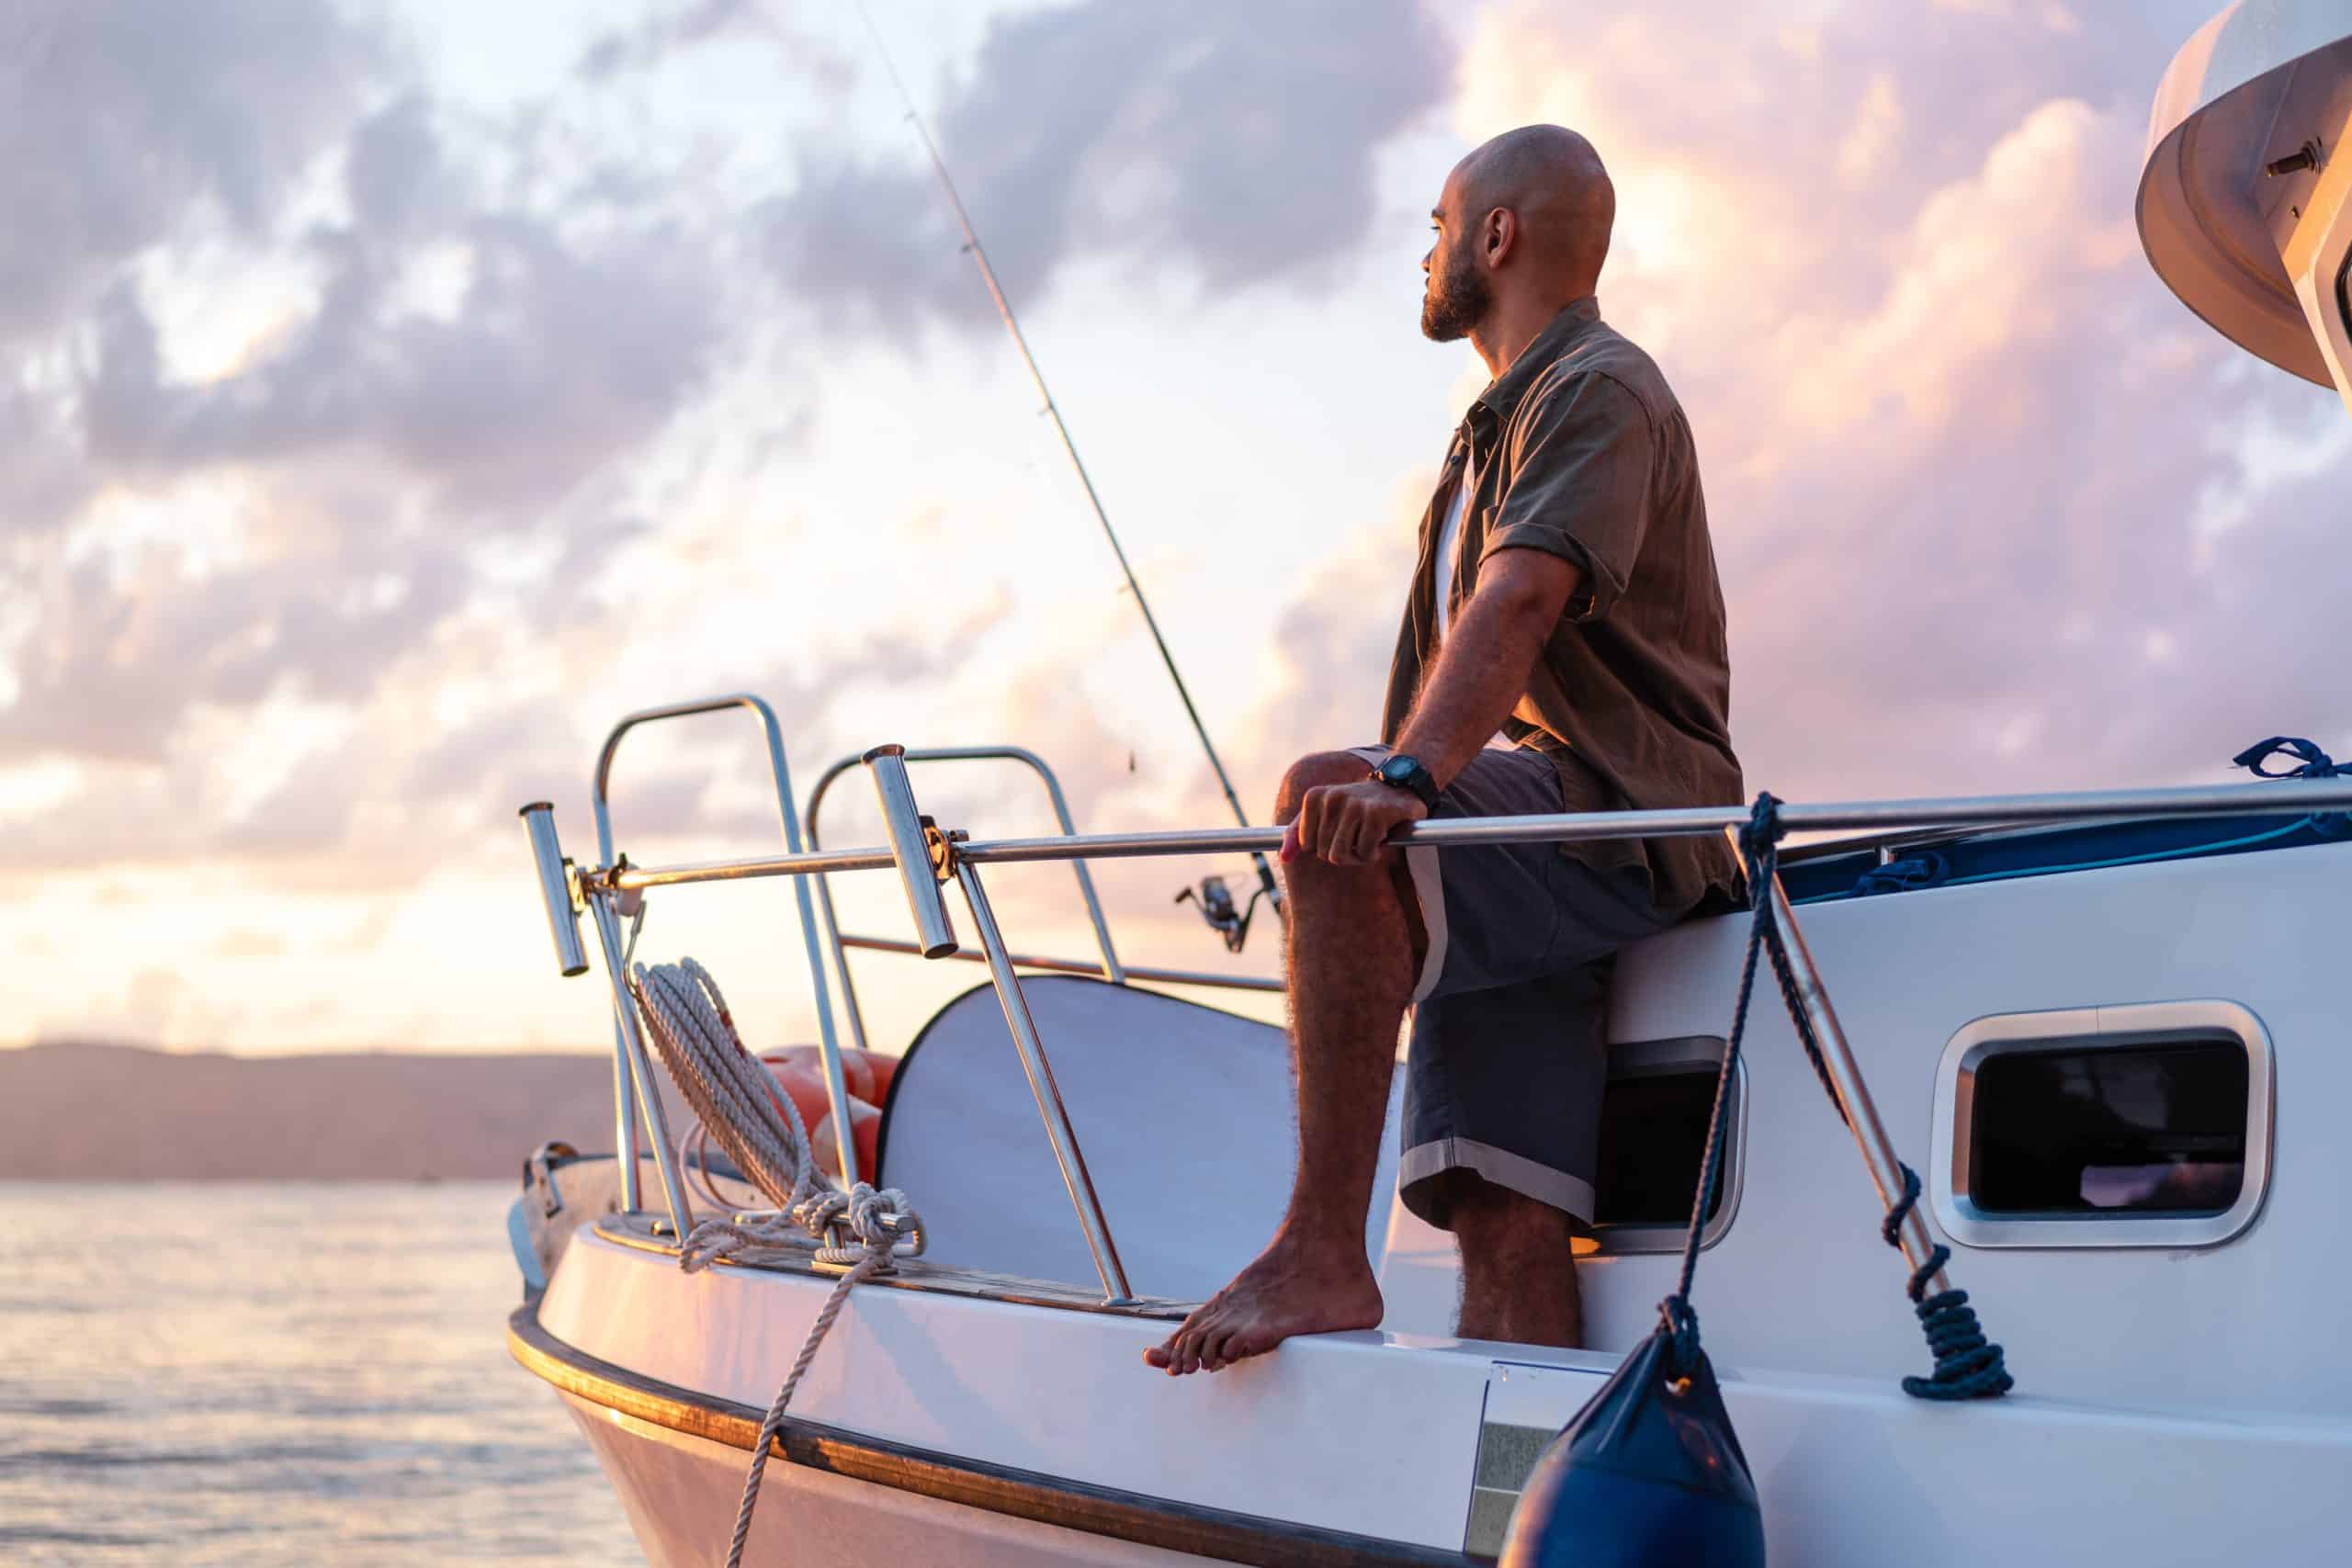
[1420,247,1489,342]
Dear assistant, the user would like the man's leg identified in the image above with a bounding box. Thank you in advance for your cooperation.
[1146,750,1417,1376]
[1447,1171,1582,1348]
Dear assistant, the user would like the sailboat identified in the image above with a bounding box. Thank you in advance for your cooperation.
[503,6,2352,1562]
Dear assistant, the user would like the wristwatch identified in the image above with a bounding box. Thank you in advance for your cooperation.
[1371,753,1440,812]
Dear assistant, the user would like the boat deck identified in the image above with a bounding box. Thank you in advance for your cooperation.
[597,1211,1195,1321]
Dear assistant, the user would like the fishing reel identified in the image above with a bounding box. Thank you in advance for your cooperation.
[1174,873,1270,954]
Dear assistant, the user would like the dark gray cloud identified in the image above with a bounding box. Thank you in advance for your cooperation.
[4,39,733,789]
[578,0,775,80]
[82,96,723,511]
[763,0,1455,335]
[0,378,93,544]
[4,513,473,765]
[0,1,378,346]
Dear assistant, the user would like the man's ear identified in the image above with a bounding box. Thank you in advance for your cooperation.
[1485,207,1517,269]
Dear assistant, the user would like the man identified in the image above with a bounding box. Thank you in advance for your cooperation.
[1148,125,1741,1375]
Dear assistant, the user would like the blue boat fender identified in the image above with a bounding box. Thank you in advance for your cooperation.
[1498,1325,1765,1567]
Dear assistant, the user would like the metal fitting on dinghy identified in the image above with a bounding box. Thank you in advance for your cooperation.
[2140,1,2352,416]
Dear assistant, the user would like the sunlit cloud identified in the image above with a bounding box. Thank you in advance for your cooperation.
[7,0,2348,1059]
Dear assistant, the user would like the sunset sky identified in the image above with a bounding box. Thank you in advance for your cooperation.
[8,0,2346,1061]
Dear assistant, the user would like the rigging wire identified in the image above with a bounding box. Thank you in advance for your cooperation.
[849,0,1284,924]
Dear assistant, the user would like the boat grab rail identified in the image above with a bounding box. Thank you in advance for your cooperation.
[585,694,862,1237]
[594,774,2352,892]
[530,746,2352,1307]
[805,745,1135,1055]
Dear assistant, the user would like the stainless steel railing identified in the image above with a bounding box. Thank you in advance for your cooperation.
[600,776,2352,891]
[530,717,2352,1307]
[586,694,863,1235]
[804,745,1147,1056]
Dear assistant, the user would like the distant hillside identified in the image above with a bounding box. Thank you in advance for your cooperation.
[0,1043,684,1180]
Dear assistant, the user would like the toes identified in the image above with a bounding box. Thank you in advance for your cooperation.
[1152,1308,1208,1375]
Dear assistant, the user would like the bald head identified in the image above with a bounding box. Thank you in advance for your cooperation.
[1421,126,1615,348]
[1455,126,1613,287]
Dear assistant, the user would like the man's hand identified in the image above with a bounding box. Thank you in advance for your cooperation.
[1283,779,1430,867]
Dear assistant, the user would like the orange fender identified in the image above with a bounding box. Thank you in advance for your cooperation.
[760,1064,834,1138]
[809,1096,883,1180]
[766,1045,899,1106]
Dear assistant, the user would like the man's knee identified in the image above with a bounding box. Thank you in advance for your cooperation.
[1272,750,1373,825]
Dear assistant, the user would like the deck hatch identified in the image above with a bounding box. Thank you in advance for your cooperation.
[1932,1000,2274,1249]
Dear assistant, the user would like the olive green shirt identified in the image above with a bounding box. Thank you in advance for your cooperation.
[1381,297,1743,918]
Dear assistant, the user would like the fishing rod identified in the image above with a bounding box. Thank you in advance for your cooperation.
[851,1,1284,935]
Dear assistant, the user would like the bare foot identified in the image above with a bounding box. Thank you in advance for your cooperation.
[1144,1237,1382,1376]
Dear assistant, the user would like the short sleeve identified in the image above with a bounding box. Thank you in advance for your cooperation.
[1479,372,1652,622]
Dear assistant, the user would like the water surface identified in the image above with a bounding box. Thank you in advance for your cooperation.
[0,1181,637,1565]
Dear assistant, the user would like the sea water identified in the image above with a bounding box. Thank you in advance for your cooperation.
[0,1182,638,1565]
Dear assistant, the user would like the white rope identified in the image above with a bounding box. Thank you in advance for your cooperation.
[628,957,924,1568]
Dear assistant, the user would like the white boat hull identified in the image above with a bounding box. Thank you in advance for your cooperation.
[513,836,2352,1563]
[554,1392,1201,1567]
[514,1214,2352,1566]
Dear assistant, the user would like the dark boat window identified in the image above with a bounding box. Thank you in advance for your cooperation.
[1593,1064,1732,1231]
[1969,1039,2248,1215]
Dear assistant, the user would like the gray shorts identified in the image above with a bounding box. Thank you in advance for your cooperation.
[1350,745,1669,1232]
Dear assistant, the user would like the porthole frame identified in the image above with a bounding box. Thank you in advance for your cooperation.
[1931,999,2275,1250]
[1586,1034,1746,1258]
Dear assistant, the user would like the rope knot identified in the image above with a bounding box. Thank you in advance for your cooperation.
[797,1181,924,1270]
[1657,1293,1702,1375]
[1881,1163,2011,1399]
[1737,791,1786,875]
[2233,736,2342,779]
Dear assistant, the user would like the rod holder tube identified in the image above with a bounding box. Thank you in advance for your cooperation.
[954,860,1133,1303]
[864,745,959,958]
[586,891,694,1243]
[1731,827,1950,1297]
[520,804,590,977]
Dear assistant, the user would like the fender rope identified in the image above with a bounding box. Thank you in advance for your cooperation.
[1657,795,2011,1401]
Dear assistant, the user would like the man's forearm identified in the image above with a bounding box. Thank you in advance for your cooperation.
[1394,551,1576,787]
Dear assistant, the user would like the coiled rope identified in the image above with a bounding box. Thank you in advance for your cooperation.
[1658,795,2012,1402]
[628,957,924,1568]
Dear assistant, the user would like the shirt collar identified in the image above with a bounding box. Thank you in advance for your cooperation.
[1466,296,1602,435]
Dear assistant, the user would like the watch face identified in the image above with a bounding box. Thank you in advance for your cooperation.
[1378,756,1416,784]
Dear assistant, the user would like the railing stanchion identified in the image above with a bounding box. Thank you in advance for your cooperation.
[592,693,857,1191]
[953,858,1135,1304]
[1730,827,1950,1296]
[585,889,694,1243]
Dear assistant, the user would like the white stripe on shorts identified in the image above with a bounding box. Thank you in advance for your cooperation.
[1345,746,1447,1001]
